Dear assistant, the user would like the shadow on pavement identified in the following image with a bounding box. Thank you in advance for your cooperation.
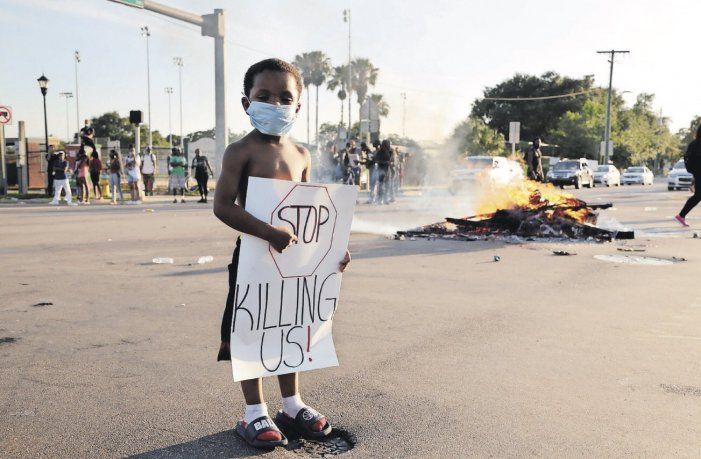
[350,237,505,260]
[128,429,268,458]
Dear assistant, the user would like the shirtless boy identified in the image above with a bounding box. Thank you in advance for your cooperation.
[213,58,350,449]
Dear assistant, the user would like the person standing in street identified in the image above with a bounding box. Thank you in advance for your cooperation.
[168,147,187,203]
[125,147,142,203]
[191,148,214,203]
[526,138,545,182]
[49,151,76,206]
[89,151,103,200]
[140,147,157,197]
[676,125,701,226]
[74,149,90,204]
[375,139,392,204]
[45,145,57,197]
[108,150,124,205]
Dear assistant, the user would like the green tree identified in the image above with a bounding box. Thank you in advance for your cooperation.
[351,57,379,106]
[471,72,595,141]
[369,93,390,118]
[326,65,349,126]
[306,51,332,146]
[293,52,314,144]
[450,117,507,157]
[676,115,701,157]
[91,111,132,145]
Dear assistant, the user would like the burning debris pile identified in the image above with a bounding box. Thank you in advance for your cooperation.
[397,180,634,242]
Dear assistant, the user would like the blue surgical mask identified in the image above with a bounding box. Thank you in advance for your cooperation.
[245,100,298,136]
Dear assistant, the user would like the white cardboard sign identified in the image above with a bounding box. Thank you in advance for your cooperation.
[230,177,358,381]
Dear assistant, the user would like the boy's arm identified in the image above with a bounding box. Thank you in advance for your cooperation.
[213,143,296,253]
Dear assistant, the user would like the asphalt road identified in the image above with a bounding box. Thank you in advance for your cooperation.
[1,182,700,457]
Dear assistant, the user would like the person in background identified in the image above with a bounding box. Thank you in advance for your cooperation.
[375,139,392,204]
[526,137,545,182]
[74,148,90,204]
[49,151,76,206]
[676,124,701,226]
[140,147,157,196]
[169,147,188,203]
[79,119,97,157]
[387,146,399,203]
[191,148,215,203]
[346,139,361,186]
[125,146,142,203]
[108,149,124,205]
[89,151,103,200]
[361,142,377,203]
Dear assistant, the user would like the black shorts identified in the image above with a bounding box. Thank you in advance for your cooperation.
[90,172,100,184]
[217,238,241,361]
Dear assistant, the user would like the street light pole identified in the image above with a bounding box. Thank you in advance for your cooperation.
[141,26,153,150]
[174,57,184,151]
[165,87,173,148]
[38,75,50,193]
[597,49,629,164]
[59,92,74,141]
[400,92,407,137]
[343,9,352,139]
[74,51,80,139]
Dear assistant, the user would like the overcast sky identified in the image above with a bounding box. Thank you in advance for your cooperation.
[2,0,699,144]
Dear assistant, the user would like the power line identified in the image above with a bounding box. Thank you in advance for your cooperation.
[482,89,597,101]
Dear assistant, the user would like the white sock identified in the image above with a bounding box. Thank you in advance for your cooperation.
[243,402,269,425]
[282,394,308,418]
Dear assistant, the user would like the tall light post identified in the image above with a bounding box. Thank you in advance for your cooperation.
[38,74,50,192]
[343,9,352,139]
[597,49,629,164]
[165,87,173,148]
[141,25,153,150]
[74,51,80,139]
[173,57,184,151]
[59,92,74,141]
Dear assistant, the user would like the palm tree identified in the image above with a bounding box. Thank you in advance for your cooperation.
[369,93,390,118]
[327,65,350,127]
[351,58,379,107]
[293,53,314,144]
[307,51,331,147]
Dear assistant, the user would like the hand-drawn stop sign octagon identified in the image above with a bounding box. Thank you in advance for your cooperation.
[270,184,338,278]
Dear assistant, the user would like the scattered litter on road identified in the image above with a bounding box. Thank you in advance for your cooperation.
[143,208,155,213]
[493,255,501,262]
[197,256,214,264]
[594,254,674,266]
[31,302,53,307]
[553,250,576,256]
[0,337,19,345]
[19,283,29,286]
[152,257,174,264]
[617,247,646,252]
[694,232,700,239]
[107,238,112,242]
[671,256,687,262]
[644,207,657,212]
[177,303,186,307]
[9,410,36,417]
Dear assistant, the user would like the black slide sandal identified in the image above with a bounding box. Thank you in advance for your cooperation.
[275,408,332,439]
[235,416,288,449]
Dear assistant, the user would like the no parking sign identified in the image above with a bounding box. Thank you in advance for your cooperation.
[0,106,12,125]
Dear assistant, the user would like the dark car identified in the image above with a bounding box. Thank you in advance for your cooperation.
[546,159,594,189]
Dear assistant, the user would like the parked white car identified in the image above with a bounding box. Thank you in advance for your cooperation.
[449,156,524,194]
[667,160,693,191]
[593,164,621,187]
[621,166,654,185]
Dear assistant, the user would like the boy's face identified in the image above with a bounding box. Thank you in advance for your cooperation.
[242,70,301,113]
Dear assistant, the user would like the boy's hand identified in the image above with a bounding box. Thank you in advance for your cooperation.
[339,250,351,272]
[268,226,297,253]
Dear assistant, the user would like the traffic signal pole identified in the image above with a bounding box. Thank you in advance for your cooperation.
[108,0,227,173]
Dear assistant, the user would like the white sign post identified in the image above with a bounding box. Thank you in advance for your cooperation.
[508,121,520,157]
[230,177,358,381]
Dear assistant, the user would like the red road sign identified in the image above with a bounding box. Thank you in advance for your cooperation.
[0,106,12,125]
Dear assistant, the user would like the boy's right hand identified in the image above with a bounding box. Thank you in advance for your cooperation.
[268,226,297,253]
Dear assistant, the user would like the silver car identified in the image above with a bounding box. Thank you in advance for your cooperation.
[667,160,693,191]
[593,165,621,187]
[621,166,654,185]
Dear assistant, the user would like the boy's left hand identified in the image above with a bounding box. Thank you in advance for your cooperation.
[339,250,351,272]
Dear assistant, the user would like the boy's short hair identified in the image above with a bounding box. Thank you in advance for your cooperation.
[243,58,303,98]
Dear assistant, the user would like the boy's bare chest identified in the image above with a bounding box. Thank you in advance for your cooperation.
[246,149,306,181]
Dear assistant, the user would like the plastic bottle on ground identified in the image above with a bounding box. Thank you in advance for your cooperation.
[152,257,174,264]
[197,256,214,265]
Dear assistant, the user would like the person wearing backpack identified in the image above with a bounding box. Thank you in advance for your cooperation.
[675,124,701,226]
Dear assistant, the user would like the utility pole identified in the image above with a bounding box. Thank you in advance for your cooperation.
[173,57,184,151]
[343,9,352,139]
[400,92,407,137]
[74,51,80,139]
[597,49,629,164]
[165,87,173,148]
[141,26,153,150]
[108,1,227,176]
[59,92,74,141]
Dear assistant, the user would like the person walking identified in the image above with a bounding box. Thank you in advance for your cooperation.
[375,139,392,205]
[676,125,701,226]
[74,149,90,204]
[108,150,124,205]
[49,151,76,206]
[526,138,545,182]
[89,151,103,200]
[168,147,187,203]
[125,147,142,203]
[190,148,214,203]
[140,147,157,196]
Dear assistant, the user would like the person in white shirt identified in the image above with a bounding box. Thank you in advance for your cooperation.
[124,147,142,203]
[140,147,157,196]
